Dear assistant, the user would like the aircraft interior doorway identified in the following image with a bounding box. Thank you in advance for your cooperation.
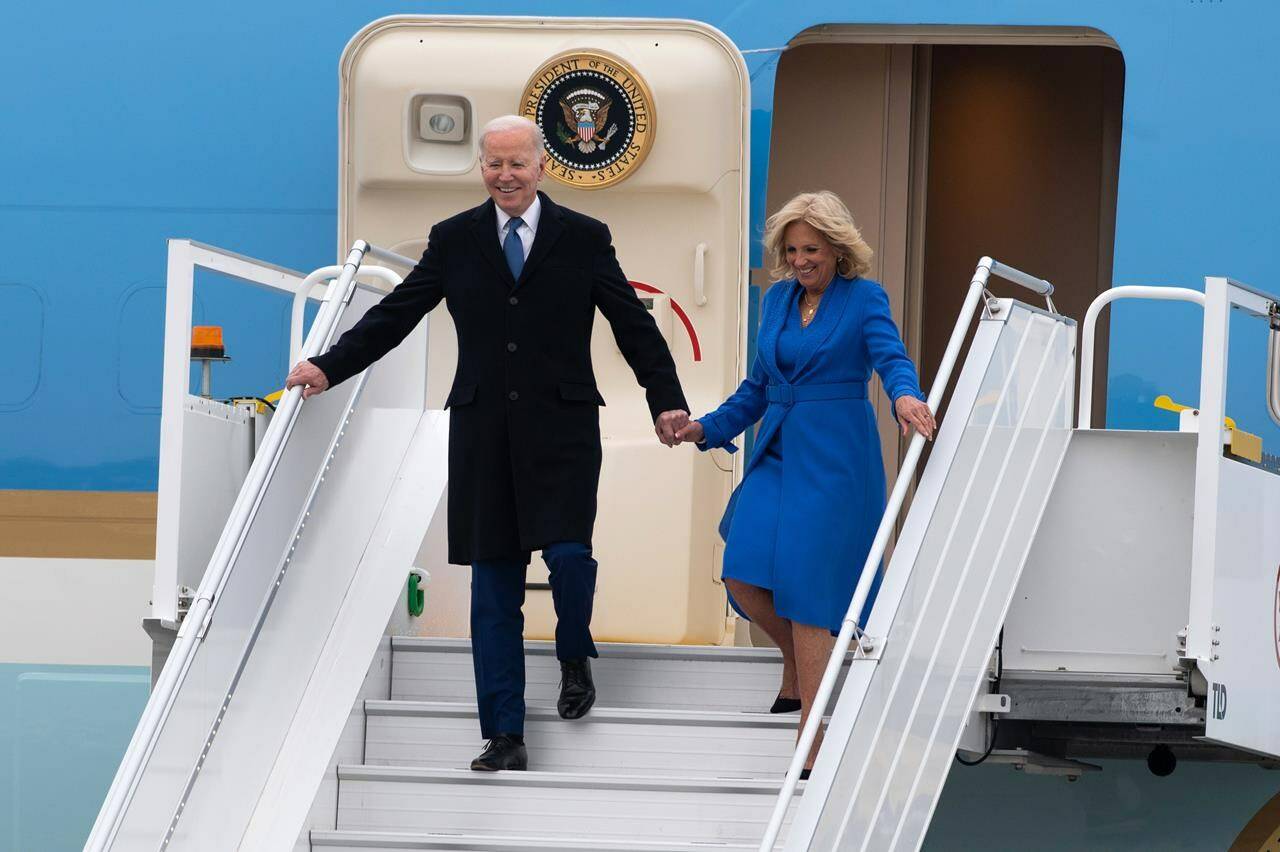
[765,33,1125,472]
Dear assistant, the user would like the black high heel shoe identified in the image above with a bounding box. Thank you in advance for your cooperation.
[769,694,802,714]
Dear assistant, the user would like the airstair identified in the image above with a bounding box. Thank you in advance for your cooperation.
[87,245,1280,851]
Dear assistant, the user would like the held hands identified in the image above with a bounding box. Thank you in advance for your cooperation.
[655,410,705,447]
[285,361,331,399]
[655,410,691,447]
[674,420,704,445]
[895,395,936,440]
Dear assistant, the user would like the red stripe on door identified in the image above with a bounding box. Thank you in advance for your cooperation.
[629,281,702,362]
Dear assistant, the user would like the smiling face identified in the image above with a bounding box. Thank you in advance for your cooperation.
[480,127,546,217]
[783,220,839,292]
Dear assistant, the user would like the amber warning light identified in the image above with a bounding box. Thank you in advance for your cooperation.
[191,326,225,359]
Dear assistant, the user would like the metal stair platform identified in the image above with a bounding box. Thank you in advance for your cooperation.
[310,829,757,851]
[311,639,809,850]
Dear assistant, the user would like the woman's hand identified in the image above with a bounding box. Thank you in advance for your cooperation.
[674,420,705,445]
[895,395,935,440]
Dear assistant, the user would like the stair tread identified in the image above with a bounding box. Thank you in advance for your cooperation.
[364,699,799,728]
[335,765,797,841]
[388,638,857,710]
[310,829,755,850]
[337,764,799,793]
[391,636,855,665]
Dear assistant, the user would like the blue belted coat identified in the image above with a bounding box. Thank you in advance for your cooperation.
[697,275,924,632]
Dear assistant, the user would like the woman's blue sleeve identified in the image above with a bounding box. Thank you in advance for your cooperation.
[694,353,769,454]
[863,283,925,404]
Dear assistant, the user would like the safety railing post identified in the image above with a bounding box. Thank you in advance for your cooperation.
[1077,285,1206,430]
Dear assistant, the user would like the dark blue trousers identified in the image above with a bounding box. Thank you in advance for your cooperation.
[470,541,598,738]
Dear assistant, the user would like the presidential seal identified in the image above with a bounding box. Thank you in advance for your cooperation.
[520,50,655,190]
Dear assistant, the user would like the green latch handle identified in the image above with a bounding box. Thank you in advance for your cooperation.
[407,572,425,618]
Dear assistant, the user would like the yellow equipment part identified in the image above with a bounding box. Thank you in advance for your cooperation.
[1154,394,1262,462]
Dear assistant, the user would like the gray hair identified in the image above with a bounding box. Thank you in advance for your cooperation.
[478,115,546,158]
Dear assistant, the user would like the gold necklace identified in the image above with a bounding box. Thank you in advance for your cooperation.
[800,291,823,327]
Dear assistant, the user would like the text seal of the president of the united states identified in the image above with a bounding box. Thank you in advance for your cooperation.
[520,50,656,190]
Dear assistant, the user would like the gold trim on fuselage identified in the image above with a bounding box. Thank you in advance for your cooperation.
[0,490,156,559]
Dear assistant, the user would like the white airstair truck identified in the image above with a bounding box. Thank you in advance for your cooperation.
[86,18,1280,852]
[86,249,1280,852]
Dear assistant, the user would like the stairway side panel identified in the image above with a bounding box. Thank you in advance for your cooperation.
[163,404,420,850]
[850,313,1059,847]
[791,305,1075,852]
[883,322,1075,849]
[783,308,1013,852]
[109,289,381,851]
[246,412,449,850]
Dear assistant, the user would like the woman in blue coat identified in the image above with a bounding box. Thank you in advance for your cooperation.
[676,191,934,775]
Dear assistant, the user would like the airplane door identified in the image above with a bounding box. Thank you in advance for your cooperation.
[339,16,749,644]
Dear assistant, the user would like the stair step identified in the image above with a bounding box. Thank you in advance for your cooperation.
[364,701,798,778]
[335,766,796,843]
[390,638,851,712]
[311,828,755,850]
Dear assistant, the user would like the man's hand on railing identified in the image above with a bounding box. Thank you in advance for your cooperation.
[285,361,330,399]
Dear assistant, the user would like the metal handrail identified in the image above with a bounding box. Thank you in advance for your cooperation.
[1077,285,1206,429]
[1268,308,1280,428]
[758,256,1056,851]
[365,243,418,270]
[988,258,1054,298]
[289,264,404,367]
[86,239,380,852]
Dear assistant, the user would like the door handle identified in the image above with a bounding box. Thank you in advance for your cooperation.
[693,242,709,307]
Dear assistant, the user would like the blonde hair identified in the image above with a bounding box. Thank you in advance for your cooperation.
[763,191,873,282]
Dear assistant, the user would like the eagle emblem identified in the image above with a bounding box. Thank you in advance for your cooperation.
[521,50,655,189]
[558,89,619,154]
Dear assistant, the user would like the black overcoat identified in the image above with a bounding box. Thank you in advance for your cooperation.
[309,192,688,564]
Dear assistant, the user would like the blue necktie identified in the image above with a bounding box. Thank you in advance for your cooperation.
[503,217,525,280]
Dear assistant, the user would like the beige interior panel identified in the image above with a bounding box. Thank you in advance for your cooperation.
[340,17,748,645]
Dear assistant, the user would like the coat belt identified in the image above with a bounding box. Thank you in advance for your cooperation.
[765,381,867,406]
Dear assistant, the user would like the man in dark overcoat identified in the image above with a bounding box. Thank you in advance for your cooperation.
[285,115,689,771]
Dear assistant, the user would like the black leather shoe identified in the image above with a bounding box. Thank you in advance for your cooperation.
[557,658,596,720]
[470,734,528,771]
[770,694,802,714]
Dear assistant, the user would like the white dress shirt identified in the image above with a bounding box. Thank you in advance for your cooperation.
[495,195,541,261]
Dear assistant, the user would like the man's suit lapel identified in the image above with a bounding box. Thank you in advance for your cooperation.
[517,191,565,288]
[467,199,517,289]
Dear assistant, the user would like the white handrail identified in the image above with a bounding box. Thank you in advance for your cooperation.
[1268,315,1280,429]
[365,243,418,270]
[758,256,1047,851]
[289,265,402,367]
[1077,285,1206,429]
[86,240,376,852]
